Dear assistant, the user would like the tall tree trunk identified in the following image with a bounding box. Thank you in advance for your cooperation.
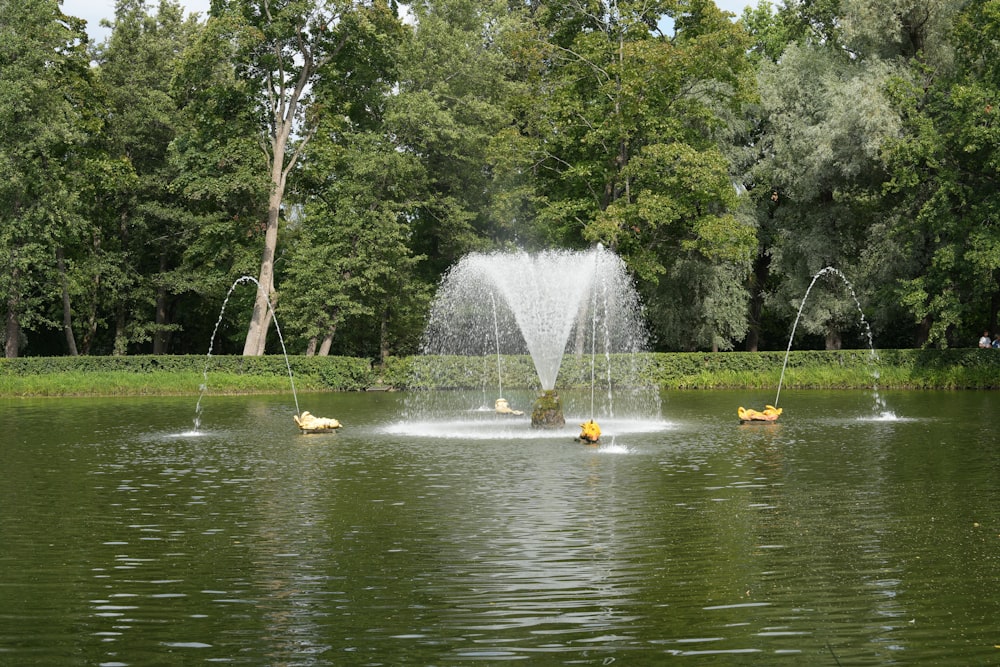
[915,315,932,347]
[825,329,842,350]
[81,231,101,355]
[744,313,760,352]
[5,246,22,358]
[745,252,771,352]
[5,276,21,359]
[380,309,390,365]
[57,247,79,356]
[305,337,318,356]
[317,310,339,356]
[114,306,127,356]
[242,23,324,356]
[153,251,169,354]
[243,186,282,355]
[317,325,336,356]
[4,309,20,358]
[114,210,130,356]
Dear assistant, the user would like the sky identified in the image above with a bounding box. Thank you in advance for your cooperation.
[714,1,756,18]
[62,0,212,43]
[63,0,755,43]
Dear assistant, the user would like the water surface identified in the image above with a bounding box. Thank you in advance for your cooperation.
[1,390,997,665]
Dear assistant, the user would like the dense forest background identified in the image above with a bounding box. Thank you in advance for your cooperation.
[2,0,999,360]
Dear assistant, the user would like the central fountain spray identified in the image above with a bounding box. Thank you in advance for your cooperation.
[405,246,660,437]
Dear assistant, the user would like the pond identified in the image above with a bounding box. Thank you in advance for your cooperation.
[1,389,998,665]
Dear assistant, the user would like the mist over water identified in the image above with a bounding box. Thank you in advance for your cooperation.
[406,246,661,429]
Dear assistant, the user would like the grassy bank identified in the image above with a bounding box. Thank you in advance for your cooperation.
[2,349,999,397]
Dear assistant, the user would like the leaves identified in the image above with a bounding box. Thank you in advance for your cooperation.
[10,0,1000,357]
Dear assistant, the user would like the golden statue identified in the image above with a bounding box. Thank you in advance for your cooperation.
[578,419,601,443]
[737,405,782,423]
[294,411,342,432]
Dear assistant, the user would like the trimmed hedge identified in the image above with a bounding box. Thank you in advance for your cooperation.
[3,348,1000,396]
[0,355,374,392]
[641,349,1000,390]
[385,348,1000,390]
[390,353,659,390]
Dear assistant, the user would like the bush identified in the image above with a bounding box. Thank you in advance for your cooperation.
[3,349,1000,396]
[0,355,376,394]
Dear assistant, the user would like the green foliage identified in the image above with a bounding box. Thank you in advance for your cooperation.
[75,0,216,355]
[521,0,757,350]
[874,0,1000,347]
[0,0,92,356]
[281,5,423,359]
[9,0,1000,360]
[645,259,751,351]
[750,7,931,349]
[0,354,375,394]
[637,348,1000,390]
[395,350,941,390]
[6,350,1000,395]
[387,0,531,274]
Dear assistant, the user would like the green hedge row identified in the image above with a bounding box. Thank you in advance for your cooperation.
[384,348,1000,390]
[3,348,1000,394]
[639,349,1000,390]
[0,354,375,392]
[382,353,662,390]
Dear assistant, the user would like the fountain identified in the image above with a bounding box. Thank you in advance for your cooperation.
[400,246,663,438]
[192,276,335,433]
[774,266,892,418]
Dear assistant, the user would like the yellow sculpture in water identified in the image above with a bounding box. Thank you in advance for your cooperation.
[738,405,782,423]
[294,411,342,432]
[578,419,601,443]
[494,398,524,415]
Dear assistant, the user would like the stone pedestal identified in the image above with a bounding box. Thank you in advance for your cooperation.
[531,390,565,428]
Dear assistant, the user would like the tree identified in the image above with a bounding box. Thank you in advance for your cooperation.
[202,0,395,356]
[283,132,426,356]
[387,0,535,277]
[754,43,901,348]
[738,0,800,351]
[0,0,91,357]
[879,0,998,347]
[745,0,964,350]
[524,0,757,350]
[280,2,426,359]
[168,1,289,354]
[77,0,203,354]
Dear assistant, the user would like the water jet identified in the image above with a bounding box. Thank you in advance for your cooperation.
[773,266,893,419]
[194,276,340,433]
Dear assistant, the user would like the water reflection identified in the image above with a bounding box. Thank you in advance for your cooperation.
[425,448,644,655]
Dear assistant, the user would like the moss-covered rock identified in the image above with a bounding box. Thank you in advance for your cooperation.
[531,389,565,428]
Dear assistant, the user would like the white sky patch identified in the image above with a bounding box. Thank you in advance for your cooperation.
[62,0,211,43]
[63,0,753,43]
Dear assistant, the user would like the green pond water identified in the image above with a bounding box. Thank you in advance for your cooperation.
[1,389,998,665]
